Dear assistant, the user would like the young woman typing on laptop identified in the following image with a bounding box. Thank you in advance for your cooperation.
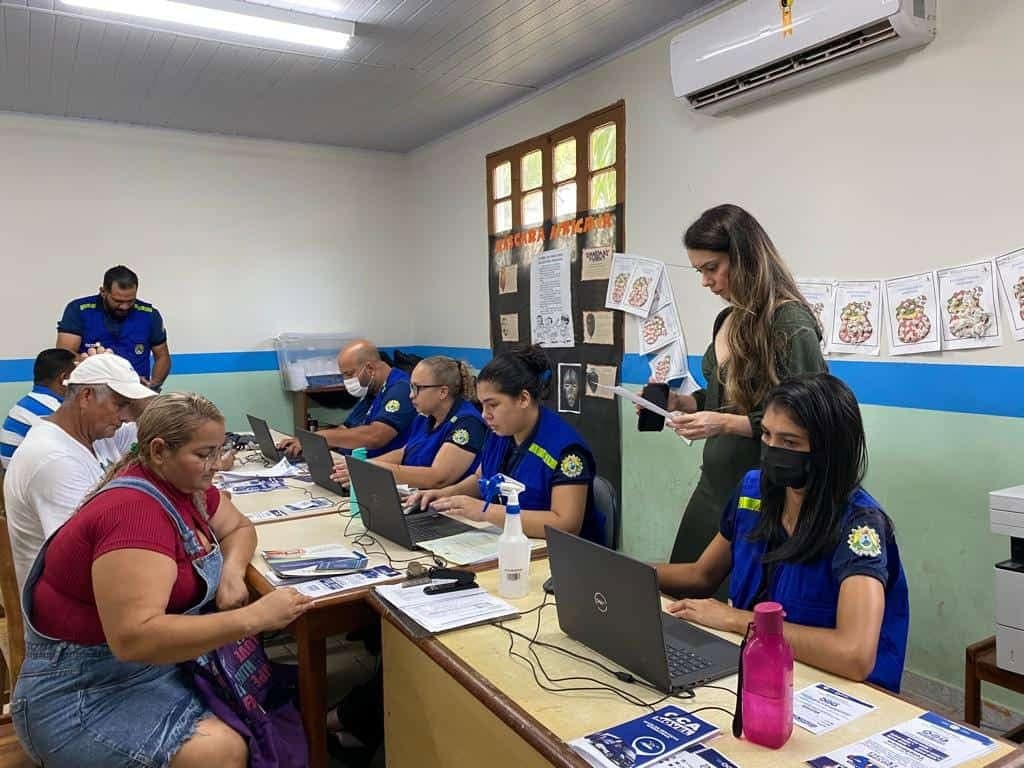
[409,345,605,543]
[656,374,909,692]
[329,356,487,490]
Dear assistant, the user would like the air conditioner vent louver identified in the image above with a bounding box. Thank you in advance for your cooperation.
[687,20,897,110]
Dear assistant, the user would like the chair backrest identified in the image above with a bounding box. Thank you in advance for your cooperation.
[0,484,25,686]
[593,475,619,550]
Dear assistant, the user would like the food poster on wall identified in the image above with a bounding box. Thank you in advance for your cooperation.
[994,248,1024,342]
[530,249,575,348]
[582,310,615,345]
[557,363,582,414]
[605,254,637,312]
[638,303,683,355]
[647,340,689,384]
[620,257,663,318]
[796,279,837,355]
[581,246,613,281]
[487,205,625,527]
[937,261,1001,350]
[883,272,940,355]
[830,281,882,356]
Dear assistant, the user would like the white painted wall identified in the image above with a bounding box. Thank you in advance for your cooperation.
[406,0,1024,367]
[0,112,413,359]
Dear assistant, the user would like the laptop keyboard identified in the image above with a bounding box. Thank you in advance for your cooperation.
[407,513,471,541]
[665,641,714,679]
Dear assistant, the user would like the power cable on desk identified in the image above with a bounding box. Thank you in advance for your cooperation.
[339,501,449,570]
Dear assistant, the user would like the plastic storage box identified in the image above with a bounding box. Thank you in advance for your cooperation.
[273,333,353,391]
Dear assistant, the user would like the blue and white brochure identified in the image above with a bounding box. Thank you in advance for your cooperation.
[647,744,740,768]
[571,706,720,768]
[807,711,996,768]
[794,683,876,735]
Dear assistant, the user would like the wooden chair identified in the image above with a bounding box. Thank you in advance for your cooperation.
[0,482,25,706]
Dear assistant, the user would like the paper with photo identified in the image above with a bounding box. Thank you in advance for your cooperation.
[648,341,688,384]
[498,264,518,294]
[558,363,582,414]
[499,313,519,343]
[937,261,1001,350]
[994,247,1024,341]
[807,711,995,768]
[884,272,940,355]
[797,279,837,354]
[283,565,402,598]
[246,497,336,524]
[582,245,613,281]
[830,281,882,356]
[605,254,637,312]
[639,303,683,354]
[621,257,664,318]
[570,706,719,768]
[794,682,876,735]
[585,364,616,399]
[582,310,614,345]
[531,249,575,348]
[216,477,287,495]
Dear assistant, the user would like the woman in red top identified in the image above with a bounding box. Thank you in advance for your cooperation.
[11,393,314,768]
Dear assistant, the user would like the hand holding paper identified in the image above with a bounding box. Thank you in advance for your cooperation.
[600,385,693,446]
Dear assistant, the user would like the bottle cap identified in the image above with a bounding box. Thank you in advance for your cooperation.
[753,601,786,636]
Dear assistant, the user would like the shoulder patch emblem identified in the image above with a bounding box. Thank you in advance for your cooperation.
[384,399,400,413]
[451,428,470,446]
[560,454,584,479]
[847,525,882,558]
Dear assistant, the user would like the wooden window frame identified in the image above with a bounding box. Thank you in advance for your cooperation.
[486,101,625,237]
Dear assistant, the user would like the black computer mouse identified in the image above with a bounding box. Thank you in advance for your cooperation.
[542,577,555,595]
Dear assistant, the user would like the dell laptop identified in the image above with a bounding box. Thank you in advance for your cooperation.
[546,526,739,693]
[346,456,475,549]
[295,429,348,496]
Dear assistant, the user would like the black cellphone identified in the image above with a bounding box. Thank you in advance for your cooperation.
[637,383,670,432]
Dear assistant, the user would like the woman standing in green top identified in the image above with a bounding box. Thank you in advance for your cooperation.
[666,204,827,569]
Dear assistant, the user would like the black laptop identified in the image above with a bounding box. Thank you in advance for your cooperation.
[295,429,347,496]
[346,456,475,549]
[546,527,739,693]
[246,414,303,463]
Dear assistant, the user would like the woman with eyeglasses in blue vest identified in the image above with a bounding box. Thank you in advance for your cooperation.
[330,356,487,490]
[656,374,909,692]
[412,345,604,543]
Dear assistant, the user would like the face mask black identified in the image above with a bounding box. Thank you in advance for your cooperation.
[761,444,812,490]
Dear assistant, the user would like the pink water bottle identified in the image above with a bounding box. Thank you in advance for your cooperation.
[739,602,793,749]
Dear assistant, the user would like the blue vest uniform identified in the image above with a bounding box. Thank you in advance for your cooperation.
[723,470,910,692]
[479,406,604,545]
[343,367,415,458]
[58,294,166,379]
[402,399,487,481]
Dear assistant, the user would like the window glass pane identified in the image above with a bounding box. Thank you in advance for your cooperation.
[493,162,511,199]
[522,190,544,227]
[521,149,542,191]
[553,138,576,183]
[589,122,616,171]
[555,182,576,219]
[494,200,512,233]
[589,169,616,209]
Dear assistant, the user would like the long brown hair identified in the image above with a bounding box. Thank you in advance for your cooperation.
[685,204,816,413]
[84,392,224,518]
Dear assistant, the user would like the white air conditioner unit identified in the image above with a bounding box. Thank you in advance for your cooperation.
[671,0,936,114]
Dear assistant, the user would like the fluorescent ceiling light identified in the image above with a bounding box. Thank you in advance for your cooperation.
[61,0,354,51]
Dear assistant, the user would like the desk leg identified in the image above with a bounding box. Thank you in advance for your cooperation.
[296,619,328,768]
[293,391,308,435]
[965,643,981,726]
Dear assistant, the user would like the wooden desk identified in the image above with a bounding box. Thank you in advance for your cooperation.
[382,561,1023,768]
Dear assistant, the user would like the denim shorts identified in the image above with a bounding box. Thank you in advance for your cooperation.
[12,636,211,768]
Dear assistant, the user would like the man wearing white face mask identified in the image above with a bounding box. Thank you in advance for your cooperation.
[278,339,414,460]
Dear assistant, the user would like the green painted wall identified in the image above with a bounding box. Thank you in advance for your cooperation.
[620,395,1024,708]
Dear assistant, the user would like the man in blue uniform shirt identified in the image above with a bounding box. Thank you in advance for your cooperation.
[56,265,171,388]
[279,339,415,459]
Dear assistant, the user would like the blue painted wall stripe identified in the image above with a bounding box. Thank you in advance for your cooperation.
[2,346,1022,419]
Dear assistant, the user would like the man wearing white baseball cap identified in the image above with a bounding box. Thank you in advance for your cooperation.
[4,353,156,590]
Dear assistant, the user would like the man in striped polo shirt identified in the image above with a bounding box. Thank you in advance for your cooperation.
[0,349,77,470]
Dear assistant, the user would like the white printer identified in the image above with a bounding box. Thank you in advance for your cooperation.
[991,485,1024,673]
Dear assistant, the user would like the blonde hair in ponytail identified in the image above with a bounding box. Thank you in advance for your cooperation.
[83,393,225,517]
[420,356,476,401]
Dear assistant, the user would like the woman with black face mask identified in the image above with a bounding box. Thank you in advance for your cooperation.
[656,374,910,692]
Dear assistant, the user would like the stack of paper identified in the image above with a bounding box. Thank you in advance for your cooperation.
[288,565,403,599]
[374,581,518,633]
[416,530,545,566]
[570,706,720,768]
[219,458,304,481]
[262,543,367,579]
